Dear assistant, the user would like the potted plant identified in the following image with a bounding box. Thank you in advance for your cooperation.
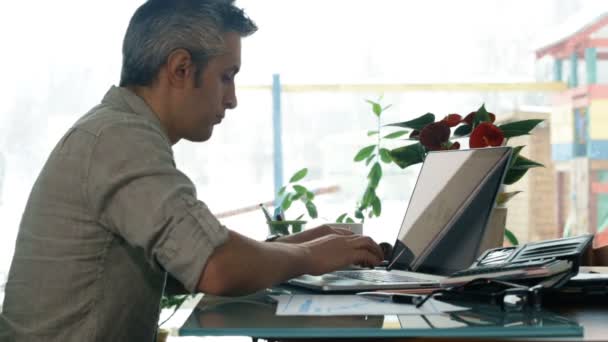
[274,102,541,246]
[337,99,399,224]
[384,104,543,245]
[266,168,319,235]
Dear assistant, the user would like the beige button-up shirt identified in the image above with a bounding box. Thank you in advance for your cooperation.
[1,86,229,342]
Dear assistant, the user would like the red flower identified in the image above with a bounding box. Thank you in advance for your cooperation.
[462,111,496,125]
[419,121,450,151]
[442,114,462,127]
[469,122,505,148]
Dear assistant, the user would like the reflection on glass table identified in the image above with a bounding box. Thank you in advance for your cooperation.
[179,290,582,339]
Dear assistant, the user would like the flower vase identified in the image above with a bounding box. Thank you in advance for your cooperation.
[477,206,508,256]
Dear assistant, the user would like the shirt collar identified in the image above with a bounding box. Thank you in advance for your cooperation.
[101,85,171,142]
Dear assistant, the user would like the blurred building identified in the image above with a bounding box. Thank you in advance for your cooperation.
[535,8,608,242]
[503,107,557,243]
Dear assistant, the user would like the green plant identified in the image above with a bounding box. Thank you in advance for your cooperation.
[158,294,194,328]
[273,103,540,246]
[276,168,318,221]
[385,104,544,245]
[266,168,319,235]
[337,98,407,223]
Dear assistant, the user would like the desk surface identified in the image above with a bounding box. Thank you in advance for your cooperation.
[180,268,608,340]
[179,291,600,340]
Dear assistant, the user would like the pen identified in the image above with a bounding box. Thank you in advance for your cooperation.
[357,291,423,306]
[260,203,273,222]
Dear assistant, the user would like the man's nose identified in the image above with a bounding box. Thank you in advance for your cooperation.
[224,86,237,109]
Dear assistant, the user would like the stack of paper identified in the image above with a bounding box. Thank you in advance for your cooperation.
[272,295,468,316]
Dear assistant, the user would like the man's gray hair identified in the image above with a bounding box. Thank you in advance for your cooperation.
[120,0,257,87]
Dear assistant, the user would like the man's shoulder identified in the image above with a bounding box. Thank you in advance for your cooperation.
[74,104,165,140]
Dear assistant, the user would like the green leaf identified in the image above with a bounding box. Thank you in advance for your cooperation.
[365,154,375,166]
[362,187,376,208]
[293,185,307,195]
[281,194,293,212]
[389,143,425,169]
[372,103,382,117]
[161,294,190,309]
[509,146,525,168]
[295,214,304,220]
[346,217,355,223]
[453,124,472,137]
[504,228,519,246]
[379,148,393,163]
[503,154,544,185]
[386,113,435,131]
[383,130,409,139]
[291,192,303,201]
[367,130,379,136]
[496,191,522,206]
[305,201,318,219]
[305,191,315,201]
[474,104,491,126]
[368,162,382,189]
[354,145,376,162]
[499,119,543,139]
[372,196,382,216]
[510,155,544,170]
[278,186,287,197]
[336,213,348,223]
[503,168,528,185]
[354,209,364,220]
[289,168,308,183]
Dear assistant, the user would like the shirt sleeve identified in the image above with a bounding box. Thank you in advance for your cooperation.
[86,118,229,292]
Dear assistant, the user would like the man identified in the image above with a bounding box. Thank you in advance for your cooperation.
[0,1,384,341]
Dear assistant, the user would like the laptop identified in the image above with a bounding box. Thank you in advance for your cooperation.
[287,146,513,292]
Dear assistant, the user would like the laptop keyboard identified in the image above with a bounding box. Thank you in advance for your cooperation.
[336,270,428,283]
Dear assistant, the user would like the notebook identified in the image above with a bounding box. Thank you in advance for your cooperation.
[287,146,513,292]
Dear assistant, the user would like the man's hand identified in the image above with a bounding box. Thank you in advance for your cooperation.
[198,230,384,296]
[275,224,354,244]
[299,234,384,274]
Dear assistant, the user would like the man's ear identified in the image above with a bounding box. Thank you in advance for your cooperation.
[166,49,195,88]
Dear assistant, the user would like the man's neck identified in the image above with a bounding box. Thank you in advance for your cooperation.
[125,85,179,145]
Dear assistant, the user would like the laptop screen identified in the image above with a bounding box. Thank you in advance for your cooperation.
[388,147,512,275]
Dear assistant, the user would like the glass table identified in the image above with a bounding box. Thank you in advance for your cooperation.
[180,289,584,340]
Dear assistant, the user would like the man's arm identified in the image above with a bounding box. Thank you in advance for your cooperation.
[274,225,354,244]
[198,230,384,296]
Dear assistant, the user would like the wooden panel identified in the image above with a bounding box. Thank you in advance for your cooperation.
[551,105,573,144]
[589,100,608,139]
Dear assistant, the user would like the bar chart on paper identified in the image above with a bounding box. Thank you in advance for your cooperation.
[272,295,467,316]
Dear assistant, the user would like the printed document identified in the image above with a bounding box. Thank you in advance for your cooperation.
[273,295,468,316]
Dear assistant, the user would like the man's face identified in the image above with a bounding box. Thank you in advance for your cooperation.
[176,31,241,142]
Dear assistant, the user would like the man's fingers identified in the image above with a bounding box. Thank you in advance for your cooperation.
[348,235,385,260]
[354,250,383,267]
